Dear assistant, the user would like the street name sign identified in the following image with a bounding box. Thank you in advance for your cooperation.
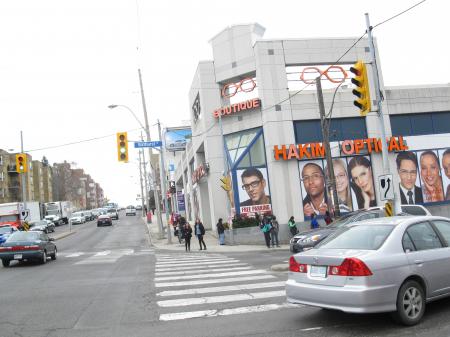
[134,141,162,148]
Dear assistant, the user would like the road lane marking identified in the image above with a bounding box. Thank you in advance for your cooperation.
[65,252,85,258]
[94,250,111,256]
[157,281,286,297]
[155,258,236,265]
[75,249,134,265]
[156,260,240,268]
[155,262,248,272]
[155,269,267,282]
[155,266,251,276]
[159,303,299,321]
[155,275,275,288]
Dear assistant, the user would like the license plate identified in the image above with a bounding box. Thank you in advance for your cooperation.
[14,254,23,260]
[310,265,327,277]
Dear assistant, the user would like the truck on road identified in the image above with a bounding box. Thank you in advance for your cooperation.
[0,202,42,229]
[44,201,72,225]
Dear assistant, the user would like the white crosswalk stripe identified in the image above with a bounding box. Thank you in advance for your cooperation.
[60,249,153,264]
[154,253,293,322]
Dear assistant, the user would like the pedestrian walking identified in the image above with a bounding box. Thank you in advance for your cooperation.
[184,223,192,252]
[194,219,207,250]
[260,216,272,248]
[310,213,319,229]
[324,211,333,225]
[270,215,280,247]
[217,218,225,245]
[288,216,297,237]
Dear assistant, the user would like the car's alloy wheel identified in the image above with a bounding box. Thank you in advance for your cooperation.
[51,248,57,260]
[393,280,425,326]
[41,251,47,264]
[2,259,10,267]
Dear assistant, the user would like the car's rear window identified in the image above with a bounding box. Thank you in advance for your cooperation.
[7,232,40,242]
[317,225,393,250]
[400,205,427,216]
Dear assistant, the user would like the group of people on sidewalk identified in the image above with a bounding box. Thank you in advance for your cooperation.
[171,214,207,252]
[257,214,280,249]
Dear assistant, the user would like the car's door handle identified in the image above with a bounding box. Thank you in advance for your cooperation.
[414,260,424,265]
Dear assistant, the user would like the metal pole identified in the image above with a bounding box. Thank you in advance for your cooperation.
[138,148,146,217]
[157,120,172,244]
[140,133,149,214]
[365,13,401,214]
[138,68,164,236]
[218,114,234,244]
[20,131,27,218]
[316,78,340,217]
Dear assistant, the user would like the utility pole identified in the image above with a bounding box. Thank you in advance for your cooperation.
[365,13,401,214]
[316,78,340,217]
[20,131,27,216]
[140,133,150,212]
[138,148,145,216]
[157,120,172,244]
[138,68,164,237]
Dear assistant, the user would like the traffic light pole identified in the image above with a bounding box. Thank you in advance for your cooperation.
[157,120,172,244]
[138,68,164,237]
[138,148,146,216]
[365,13,401,214]
[20,131,27,217]
[316,78,341,218]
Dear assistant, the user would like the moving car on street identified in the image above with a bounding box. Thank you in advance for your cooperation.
[286,215,450,326]
[126,206,136,216]
[97,214,112,227]
[290,205,431,253]
[107,208,119,220]
[0,231,57,267]
[70,212,86,225]
[29,220,55,233]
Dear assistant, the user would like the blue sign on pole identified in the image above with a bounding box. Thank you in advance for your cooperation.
[134,141,162,148]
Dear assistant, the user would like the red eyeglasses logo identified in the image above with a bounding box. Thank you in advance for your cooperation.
[221,78,257,98]
[300,65,348,84]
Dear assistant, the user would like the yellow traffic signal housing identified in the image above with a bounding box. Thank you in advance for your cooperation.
[220,175,231,191]
[116,132,129,162]
[15,153,28,173]
[350,61,371,116]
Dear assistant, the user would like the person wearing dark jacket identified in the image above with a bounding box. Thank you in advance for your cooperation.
[194,219,207,250]
[217,218,225,245]
[184,223,192,252]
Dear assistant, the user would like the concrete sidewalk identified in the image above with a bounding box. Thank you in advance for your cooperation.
[144,214,291,253]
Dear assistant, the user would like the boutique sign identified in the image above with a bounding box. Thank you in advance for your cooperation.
[274,136,409,161]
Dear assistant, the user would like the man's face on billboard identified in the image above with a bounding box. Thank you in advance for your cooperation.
[443,154,450,179]
[302,164,325,198]
[398,159,417,190]
[242,175,266,203]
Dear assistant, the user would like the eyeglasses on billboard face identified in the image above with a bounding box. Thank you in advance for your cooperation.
[399,169,417,177]
[301,173,323,183]
[242,180,261,191]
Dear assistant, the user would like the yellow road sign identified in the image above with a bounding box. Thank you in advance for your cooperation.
[384,201,393,217]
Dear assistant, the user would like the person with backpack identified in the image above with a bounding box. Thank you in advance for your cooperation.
[270,215,280,248]
[217,218,225,245]
[194,219,207,250]
[288,216,297,237]
[260,215,272,248]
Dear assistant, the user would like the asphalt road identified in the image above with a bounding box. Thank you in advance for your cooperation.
[1,213,450,337]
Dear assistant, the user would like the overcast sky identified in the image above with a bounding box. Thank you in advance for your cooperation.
[0,0,447,206]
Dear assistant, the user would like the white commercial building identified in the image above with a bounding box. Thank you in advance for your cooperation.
[167,23,450,241]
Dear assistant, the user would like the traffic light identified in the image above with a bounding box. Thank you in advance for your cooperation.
[116,132,129,162]
[220,175,231,191]
[349,61,371,116]
[15,153,28,173]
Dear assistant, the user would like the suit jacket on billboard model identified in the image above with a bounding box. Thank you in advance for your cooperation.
[399,185,424,204]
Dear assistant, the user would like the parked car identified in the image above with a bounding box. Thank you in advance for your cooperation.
[83,211,94,221]
[44,214,63,226]
[29,220,55,234]
[107,208,119,220]
[290,205,431,253]
[70,212,86,225]
[286,215,450,326]
[126,206,136,216]
[0,231,57,267]
[0,226,17,244]
[97,214,112,227]
[135,205,143,211]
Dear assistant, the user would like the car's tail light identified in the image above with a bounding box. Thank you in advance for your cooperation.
[0,246,12,251]
[23,245,40,250]
[289,256,308,273]
[328,257,372,276]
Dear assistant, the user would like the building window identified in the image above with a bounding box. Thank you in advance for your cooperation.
[390,111,450,136]
[225,128,259,165]
[294,117,367,144]
[0,155,3,165]
[192,93,201,123]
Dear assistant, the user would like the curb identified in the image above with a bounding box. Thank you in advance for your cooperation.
[271,263,289,272]
[52,231,76,241]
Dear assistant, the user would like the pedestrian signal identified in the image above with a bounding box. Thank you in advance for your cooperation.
[116,132,129,162]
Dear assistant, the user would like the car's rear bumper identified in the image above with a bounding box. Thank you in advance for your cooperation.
[285,279,397,313]
[0,250,43,261]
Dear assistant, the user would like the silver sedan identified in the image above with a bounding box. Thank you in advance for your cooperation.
[286,216,450,326]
